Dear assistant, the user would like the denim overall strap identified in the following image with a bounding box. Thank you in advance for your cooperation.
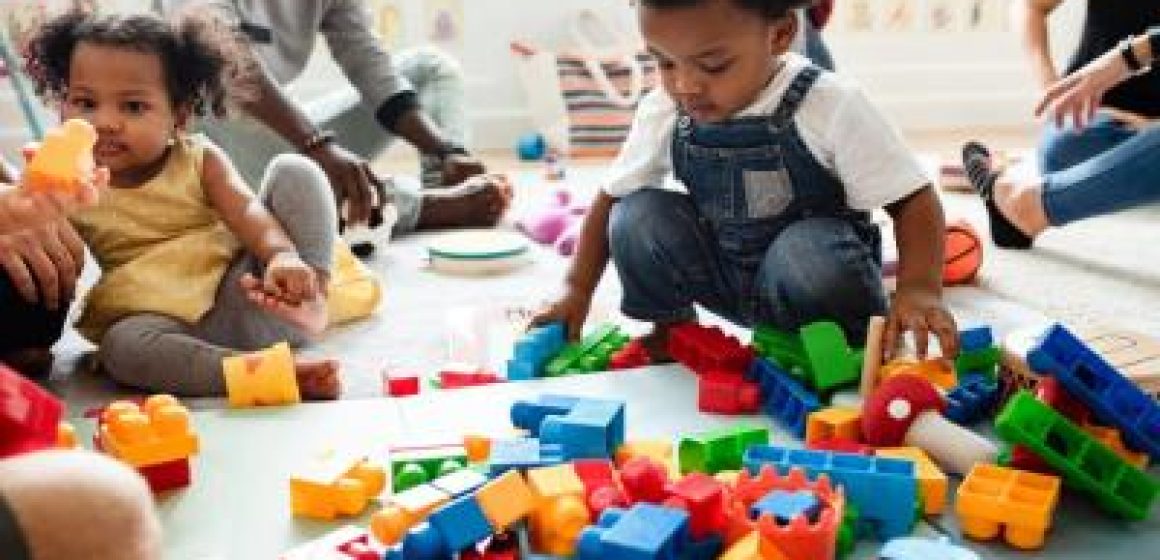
[771,66,822,127]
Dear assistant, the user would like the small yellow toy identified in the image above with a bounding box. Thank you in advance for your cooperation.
[222,342,300,407]
[23,119,97,195]
[289,449,385,520]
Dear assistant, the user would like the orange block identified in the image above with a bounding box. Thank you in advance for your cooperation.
[880,358,958,390]
[23,119,96,195]
[876,447,947,515]
[805,407,862,445]
[615,439,673,468]
[462,434,492,463]
[222,342,300,407]
[528,494,589,556]
[527,463,585,499]
[289,450,385,520]
[475,470,535,530]
[98,395,199,467]
[369,484,451,545]
[719,531,785,560]
[956,464,1061,550]
[56,421,77,449]
[1082,424,1149,469]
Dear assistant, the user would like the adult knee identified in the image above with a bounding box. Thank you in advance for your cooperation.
[0,450,162,560]
[402,46,465,88]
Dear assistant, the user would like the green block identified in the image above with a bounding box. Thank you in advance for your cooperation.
[800,321,862,393]
[677,424,769,475]
[995,391,1159,520]
[545,324,629,376]
[752,324,808,374]
[954,346,1001,379]
[837,501,860,558]
[390,453,466,492]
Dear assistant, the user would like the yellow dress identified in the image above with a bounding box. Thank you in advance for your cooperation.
[71,135,239,342]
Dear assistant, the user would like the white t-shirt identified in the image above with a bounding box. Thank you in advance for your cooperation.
[603,54,928,212]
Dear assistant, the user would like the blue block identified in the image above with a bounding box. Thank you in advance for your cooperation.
[507,323,567,380]
[879,536,981,560]
[487,438,564,475]
[577,504,689,560]
[387,522,452,560]
[1028,323,1160,460]
[427,495,493,552]
[680,534,722,560]
[958,326,994,353]
[512,394,626,460]
[750,358,821,438]
[743,445,917,540]
[750,489,822,524]
[946,373,999,425]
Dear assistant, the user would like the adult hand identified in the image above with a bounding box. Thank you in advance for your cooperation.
[0,219,85,311]
[309,142,385,227]
[1035,46,1133,130]
[883,286,959,361]
[440,152,487,187]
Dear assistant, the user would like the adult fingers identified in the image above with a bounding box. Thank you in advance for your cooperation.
[1,251,38,304]
[38,227,78,302]
[22,243,60,310]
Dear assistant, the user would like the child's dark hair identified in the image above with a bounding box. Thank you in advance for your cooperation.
[22,10,253,118]
[639,0,814,19]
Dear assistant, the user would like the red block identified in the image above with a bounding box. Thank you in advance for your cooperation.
[461,531,519,560]
[439,369,502,389]
[587,485,628,520]
[807,437,874,455]
[609,339,652,370]
[664,473,728,539]
[335,533,380,560]
[385,374,420,397]
[1010,377,1091,473]
[573,459,618,493]
[138,457,192,494]
[620,456,671,504]
[697,371,761,415]
[667,323,754,376]
[0,365,64,459]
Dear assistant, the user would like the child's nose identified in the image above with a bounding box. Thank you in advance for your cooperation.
[672,68,703,96]
[92,108,122,131]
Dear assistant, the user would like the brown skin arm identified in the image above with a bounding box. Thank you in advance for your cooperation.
[533,191,616,340]
[883,185,959,359]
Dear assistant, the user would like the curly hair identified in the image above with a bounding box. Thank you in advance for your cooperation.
[639,0,815,20]
[22,10,254,118]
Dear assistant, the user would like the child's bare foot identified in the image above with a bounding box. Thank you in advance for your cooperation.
[417,174,513,230]
[239,274,328,336]
[638,324,676,364]
[295,358,341,400]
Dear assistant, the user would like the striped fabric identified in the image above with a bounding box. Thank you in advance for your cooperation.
[556,52,658,158]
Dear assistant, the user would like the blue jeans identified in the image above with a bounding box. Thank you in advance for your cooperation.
[609,189,886,342]
[1038,114,1160,225]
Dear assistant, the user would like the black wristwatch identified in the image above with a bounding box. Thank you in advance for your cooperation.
[1148,26,1160,66]
[432,141,470,159]
[1120,37,1146,74]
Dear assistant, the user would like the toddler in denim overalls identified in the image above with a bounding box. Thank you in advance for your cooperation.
[538,0,959,361]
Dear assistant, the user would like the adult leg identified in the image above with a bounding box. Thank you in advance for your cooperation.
[1037,113,1137,173]
[756,217,887,343]
[0,450,161,560]
[1040,124,1160,226]
[0,273,69,378]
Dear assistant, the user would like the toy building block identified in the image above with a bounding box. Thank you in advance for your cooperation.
[511,394,626,460]
[370,484,452,546]
[384,372,420,397]
[460,530,519,560]
[439,366,503,389]
[682,534,724,560]
[1005,376,1093,473]
[0,364,64,459]
[528,463,587,500]
[663,472,728,539]
[808,438,873,456]
[859,316,887,398]
[138,457,192,494]
[750,489,822,524]
[668,322,755,376]
[955,463,1061,549]
[391,446,467,492]
[575,503,690,560]
[621,456,673,504]
[487,438,564,475]
[750,358,821,439]
[1083,424,1149,469]
[429,468,488,498]
[731,466,845,560]
[800,321,863,394]
[879,358,959,391]
[960,326,994,354]
[222,342,300,407]
[281,526,382,560]
[544,324,630,376]
[610,339,652,370]
[994,391,1159,520]
[878,536,981,560]
[526,467,591,557]
[97,395,199,467]
[508,322,566,380]
[1027,323,1160,460]
[945,372,1000,425]
[752,324,809,373]
[743,445,917,540]
[861,374,997,475]
[698,371,761,415]
[289,450,386,520]
[875,447,947,515]
[462,435,492,463]
[22,119,96,195]
[427,493,496,553]
[678,424,769,475]
[616,439,674,469]
[474,470,536,531]
[806,407,862,446]
[56,421,78,450]
[383,522,450,560]
[573,459,627,517]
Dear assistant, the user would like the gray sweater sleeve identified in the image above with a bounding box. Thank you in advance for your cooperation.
[320,0,414,115]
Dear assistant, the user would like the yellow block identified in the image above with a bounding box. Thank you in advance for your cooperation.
[719,531,785,560]
[98,395,199,467]
[880,358,958,390]
[805,407,862,444]
[526,463,585,500]
[475,470,535,530]
[289,450,384,520]
[615,439,673,467]
[327,241,382,326]
[23,119,96,195]
[876,447,948,515]
[222,342,300,407]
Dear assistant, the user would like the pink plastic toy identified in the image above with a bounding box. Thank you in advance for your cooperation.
[518,190,588,256]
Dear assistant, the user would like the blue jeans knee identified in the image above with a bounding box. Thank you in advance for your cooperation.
[1038,114,1136,173]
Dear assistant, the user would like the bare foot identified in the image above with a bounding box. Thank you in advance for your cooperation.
[638,324,676,364]
[417,174,513,230]
[239,274,328,336]
[295,358,341,400]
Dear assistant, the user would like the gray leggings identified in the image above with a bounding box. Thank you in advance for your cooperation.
[97,155,337,396]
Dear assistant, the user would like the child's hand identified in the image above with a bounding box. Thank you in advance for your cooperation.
[263,251,320,306]
[884,287,959,360]
[531,289,592,341]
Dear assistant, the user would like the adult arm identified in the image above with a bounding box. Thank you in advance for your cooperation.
[1012,0,1067,90]
[1036,30,1159,129]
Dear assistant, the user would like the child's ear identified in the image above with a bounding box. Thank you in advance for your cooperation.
[174,105,193,132]
[768,12,799,54]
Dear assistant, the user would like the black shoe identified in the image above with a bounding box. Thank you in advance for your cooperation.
[962,141,1033,249]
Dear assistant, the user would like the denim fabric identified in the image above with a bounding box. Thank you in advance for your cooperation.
[1041,121,1160,226]
[1038,112,1137,174]
[609,67,886,341]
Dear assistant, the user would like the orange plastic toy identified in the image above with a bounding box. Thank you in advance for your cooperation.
[289,449,385,520]
[730,466,844,560]
[943,220,983,285]
[22,119,97,195]
[97,395,199,467]
[222,342,300,407]
[956,463,1061,549]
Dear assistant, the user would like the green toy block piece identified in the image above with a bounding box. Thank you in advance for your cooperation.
[678,424,769,475]
[544,324,630,376]
[837,501,860,558]
[390,452,467,492]
[954,346,1001,379]
[752,324,808,375]
[995,391,1159,520]
[800,321,862,393]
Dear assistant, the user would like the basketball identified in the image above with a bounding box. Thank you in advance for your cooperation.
[943,220,983,285]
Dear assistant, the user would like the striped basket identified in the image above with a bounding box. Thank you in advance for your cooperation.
[555,51,658,159]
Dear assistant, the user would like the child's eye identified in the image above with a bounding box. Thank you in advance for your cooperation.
[702,61,733,74]
[123,101,149,114]
[69,97,96,111]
